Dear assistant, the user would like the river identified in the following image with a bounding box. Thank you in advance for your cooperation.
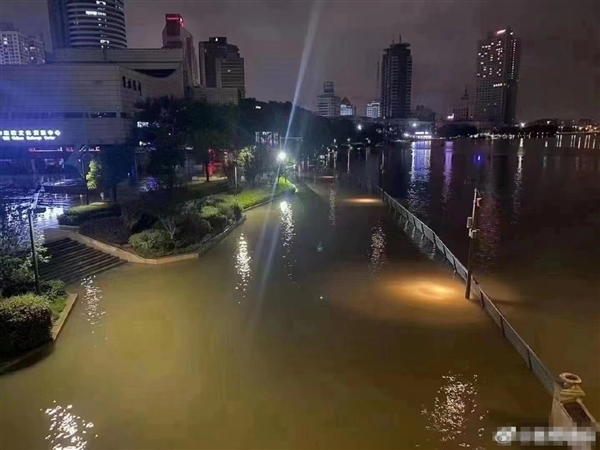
[350,134,600,419]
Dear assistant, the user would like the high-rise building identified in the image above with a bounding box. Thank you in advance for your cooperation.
[474,28,520,125]
[27,36,46,64]
[0,23,45,65]
[316,81,340,118]
[452,85,473,121]
[366,101,381,119]
[198,37,245,98]
[162,14,199,86]
[340,97,355,116]
[48,0,127,50]
[380,36,412,119]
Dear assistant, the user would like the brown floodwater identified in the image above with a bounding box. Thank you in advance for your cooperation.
[355,136,600,419]
[1,181,553,449]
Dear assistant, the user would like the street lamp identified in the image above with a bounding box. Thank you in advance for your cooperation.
[277,151,287,162]
[412,122,417,128]
[28,185,43,294]
[357,124,363,131]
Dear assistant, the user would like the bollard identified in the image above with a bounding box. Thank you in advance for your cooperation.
[549,373,598,450]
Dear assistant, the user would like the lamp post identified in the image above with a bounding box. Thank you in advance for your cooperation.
[277,151,287,182]
[465,188,482,299]
[347,146,351,173]
[80,146,91,205]
[28,185,43,294]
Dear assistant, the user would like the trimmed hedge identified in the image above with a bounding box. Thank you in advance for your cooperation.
[0,294,53,357]
[129,229,174,258]
[58,202,120,226]
[80,216,131,245]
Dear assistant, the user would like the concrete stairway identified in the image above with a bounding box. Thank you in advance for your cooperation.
[41,238,125,285]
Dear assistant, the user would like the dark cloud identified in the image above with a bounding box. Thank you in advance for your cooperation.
[1,0,598,120]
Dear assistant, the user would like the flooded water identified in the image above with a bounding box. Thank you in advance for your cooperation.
[352,135,600,418]
[0,181,553,449]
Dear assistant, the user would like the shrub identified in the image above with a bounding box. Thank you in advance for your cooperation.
[0,255,34,298]
[58,202,120,226]
[199,205,228,231]
[129,229,173,258]
[175,215,212,247]
[0,294,53,357]
[40,279,66,302]
[80,216,130,245]
[209,196,243,221]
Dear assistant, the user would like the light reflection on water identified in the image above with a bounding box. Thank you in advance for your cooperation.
[328,187,337,226]
[279,200,296,281]
[421,373,487,448]
[368,223,386,274]
[234,234,252,298]
[43,402,96,450]
[80,276,105,333]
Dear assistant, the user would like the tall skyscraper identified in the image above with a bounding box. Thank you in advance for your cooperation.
[48,0,127,49]
[0,23,45,65]
[474,27,520,125]
[198,37,245,98]
[380,36,412,119]
[162,14,199,86]
[340,97,355,116]
[366,101,381,119]
[316,81,340,118]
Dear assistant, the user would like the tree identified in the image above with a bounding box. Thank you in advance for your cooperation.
[187,101,233,182]
[86,159,103,190]
[134,96,188,190]
[238,145,273,184]
[101,144,134,202]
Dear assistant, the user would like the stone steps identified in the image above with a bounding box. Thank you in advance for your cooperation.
[42,238,126,285]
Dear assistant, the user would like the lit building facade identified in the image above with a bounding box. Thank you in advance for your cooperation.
[1,23,45,65]
[317,81,340,118]
[48,0,127,49]
[474,27,520,125]
[198,37,245,98]
[340,97,355,116]
[366,101,381,118]
[162,14,199,86]
[381,36,412,119]
[0,48,187,172]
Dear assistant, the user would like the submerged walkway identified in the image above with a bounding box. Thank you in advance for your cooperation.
[0,178,550,449]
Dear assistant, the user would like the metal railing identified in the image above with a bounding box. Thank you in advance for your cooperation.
[340,172,559,395]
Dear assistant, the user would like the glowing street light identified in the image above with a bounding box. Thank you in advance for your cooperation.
[520,122,526,128]
[412,122,417,128]
[357,124,363,131]
[277,151,287,162]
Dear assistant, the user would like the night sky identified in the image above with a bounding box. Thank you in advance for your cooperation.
[1,0,598,121]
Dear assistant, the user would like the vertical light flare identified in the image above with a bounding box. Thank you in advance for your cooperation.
[283,0,324,147]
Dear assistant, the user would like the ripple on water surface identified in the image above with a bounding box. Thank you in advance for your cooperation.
[43,402,96,450]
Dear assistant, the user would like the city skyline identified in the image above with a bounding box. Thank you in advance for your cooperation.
[1,0,598,121]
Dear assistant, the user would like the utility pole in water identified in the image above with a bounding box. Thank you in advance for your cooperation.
[465,188,482,299]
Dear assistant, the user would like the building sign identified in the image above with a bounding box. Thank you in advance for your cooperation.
[2,129,61,142]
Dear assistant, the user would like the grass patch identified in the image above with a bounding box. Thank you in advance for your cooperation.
[187,180,230,199]
[58,202,120,226]
[49,295,67,323]
[233,179,296,209]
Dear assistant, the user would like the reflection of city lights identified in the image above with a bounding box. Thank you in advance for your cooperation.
[346,197,379,204]
[235,234,251,296]
[279,200,289,212]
